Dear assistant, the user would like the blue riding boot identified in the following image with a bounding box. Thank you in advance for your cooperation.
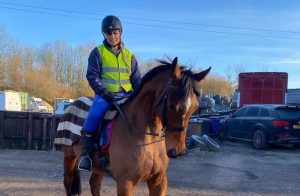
[78,131,94,172]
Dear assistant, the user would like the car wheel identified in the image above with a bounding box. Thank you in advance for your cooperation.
[252,129,268,149]
[293,144,300,149]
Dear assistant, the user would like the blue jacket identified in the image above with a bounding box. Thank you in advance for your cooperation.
[86,40,141,95]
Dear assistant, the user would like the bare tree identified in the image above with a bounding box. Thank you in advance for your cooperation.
[202,74,233,97]
[38,43,54,77]
[74,44,92,80]
[71,44,94,97]
[224,64,247,90]
[5,42,23,90]
[261,64,275,72]
[0,28,12,88]
[52,41,69,84]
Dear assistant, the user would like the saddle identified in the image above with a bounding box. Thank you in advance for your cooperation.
[95,98,127,176]
[96,98,127,150]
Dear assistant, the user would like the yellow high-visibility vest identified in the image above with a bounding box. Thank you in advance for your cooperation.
[97,44,133,92]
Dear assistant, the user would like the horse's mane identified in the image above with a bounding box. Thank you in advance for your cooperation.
[126,59,201,103]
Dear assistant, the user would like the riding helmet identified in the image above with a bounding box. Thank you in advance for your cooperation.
[101,15,122,33]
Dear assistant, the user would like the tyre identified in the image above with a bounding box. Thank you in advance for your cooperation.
[201,134,221,151]
[252,129,268,149]
[293,143,300,149]
[185,137,192,148]
[190,135,207,150]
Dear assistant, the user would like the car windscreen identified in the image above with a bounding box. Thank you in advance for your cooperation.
[276,108,300,119]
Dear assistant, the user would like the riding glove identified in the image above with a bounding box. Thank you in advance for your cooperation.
[100,88,114,102]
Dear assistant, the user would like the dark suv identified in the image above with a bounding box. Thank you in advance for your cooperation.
[219,104,300,149]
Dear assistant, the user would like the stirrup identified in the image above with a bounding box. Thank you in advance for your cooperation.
[78,155,92,172]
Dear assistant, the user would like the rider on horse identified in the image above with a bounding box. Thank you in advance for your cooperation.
[78,15,141,172]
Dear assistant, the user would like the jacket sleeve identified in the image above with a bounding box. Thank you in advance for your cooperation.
[86,47,104,95]
[130,54,141,92]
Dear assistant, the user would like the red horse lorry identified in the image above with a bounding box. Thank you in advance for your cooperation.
[237,72,288,107]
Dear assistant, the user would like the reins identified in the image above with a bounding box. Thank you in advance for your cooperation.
[115,71,188,139]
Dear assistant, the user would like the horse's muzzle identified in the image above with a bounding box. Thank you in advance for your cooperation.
[167,148,186,158]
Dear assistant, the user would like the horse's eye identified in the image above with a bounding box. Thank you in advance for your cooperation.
[168,104,176,111]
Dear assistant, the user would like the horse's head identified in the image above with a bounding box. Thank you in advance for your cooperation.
[127,57,210,158]
[160,57,211,158]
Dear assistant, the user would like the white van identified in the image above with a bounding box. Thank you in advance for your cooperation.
[0,91,22,111]
[28,97,47,112]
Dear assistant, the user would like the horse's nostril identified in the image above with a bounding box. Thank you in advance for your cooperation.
[167,149,178,158]
[179,148,186,156]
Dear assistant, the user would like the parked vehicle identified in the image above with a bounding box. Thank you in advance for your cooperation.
[235,72,288,108]
[53,98,74,112]
[43,100,54,113]
[286,88,300,106]
[18,92,28,111]
[218,104,300,149]
[0,90,22,111]
[54,100,73,115]
[28,97,47,112]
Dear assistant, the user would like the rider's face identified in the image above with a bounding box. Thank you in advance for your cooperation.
[104,30,121,47]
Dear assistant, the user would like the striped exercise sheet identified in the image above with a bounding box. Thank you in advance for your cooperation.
[54,97,92,146]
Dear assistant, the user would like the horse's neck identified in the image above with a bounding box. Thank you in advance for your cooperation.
[121,75,168,138]
[123,98,162,136]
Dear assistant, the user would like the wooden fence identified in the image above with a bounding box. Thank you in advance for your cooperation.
[0,111,61,150]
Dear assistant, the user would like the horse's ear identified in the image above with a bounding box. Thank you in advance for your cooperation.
[193,67,211,81]
[171,57,182,80]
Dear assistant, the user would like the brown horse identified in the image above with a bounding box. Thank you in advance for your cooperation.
[59,57,210,196]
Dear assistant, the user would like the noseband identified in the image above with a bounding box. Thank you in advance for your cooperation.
[156,79,188,132]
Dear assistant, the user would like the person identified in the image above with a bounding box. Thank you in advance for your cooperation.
[78,15,141,172]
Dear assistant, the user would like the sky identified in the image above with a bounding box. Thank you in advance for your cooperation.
[0,0,300,88]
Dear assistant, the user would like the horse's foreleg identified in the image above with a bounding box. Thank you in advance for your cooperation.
[117,180,134,196]
[89,172,103,196]
[147,173,168,196]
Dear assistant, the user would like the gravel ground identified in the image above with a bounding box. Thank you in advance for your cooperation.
[0,141,300,196]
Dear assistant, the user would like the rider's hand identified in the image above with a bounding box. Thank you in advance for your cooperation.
[100,88,114,102]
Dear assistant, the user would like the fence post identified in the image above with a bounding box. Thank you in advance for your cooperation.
[0,112,4,148]
[51,115,56,150]
[42,115,47,150]
[27,113,33,150]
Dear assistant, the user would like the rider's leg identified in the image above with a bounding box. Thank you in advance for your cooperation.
[78,95,109,172]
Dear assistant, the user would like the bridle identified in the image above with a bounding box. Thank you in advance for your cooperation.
[156,79,189,133]
[116,78,189,138]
